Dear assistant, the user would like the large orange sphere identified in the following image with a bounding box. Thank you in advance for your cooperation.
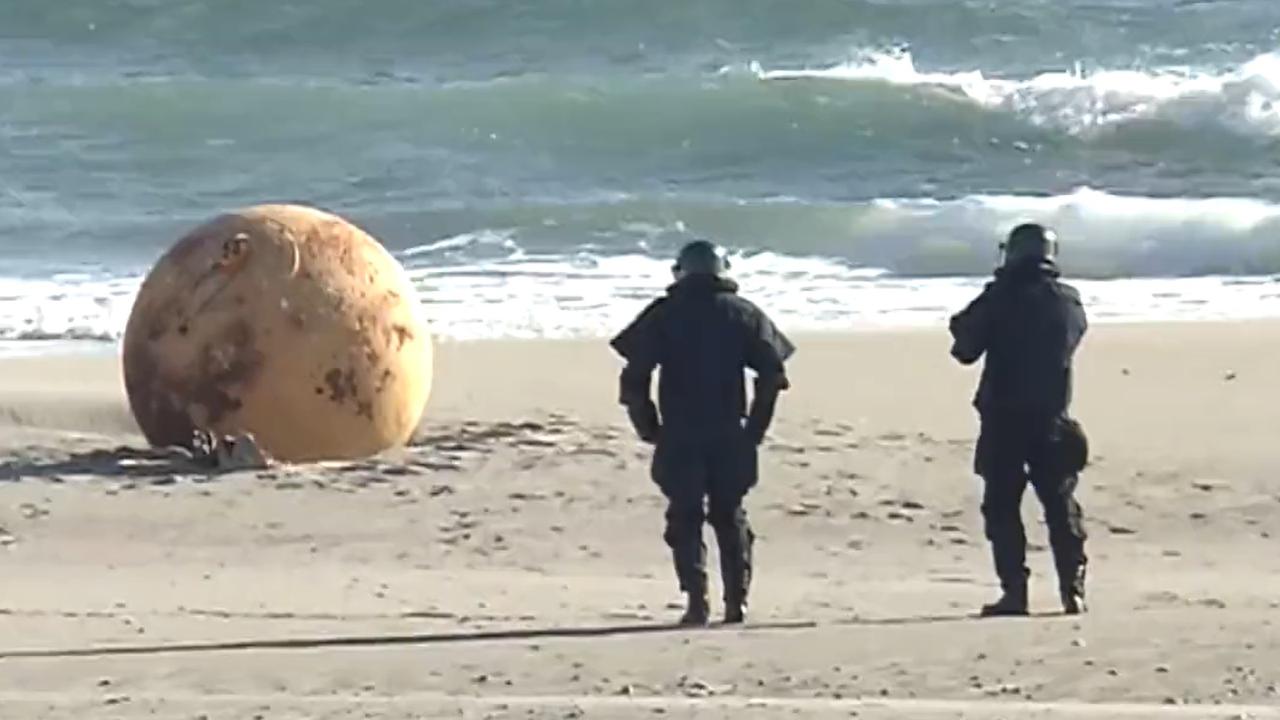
[122,204,433,462]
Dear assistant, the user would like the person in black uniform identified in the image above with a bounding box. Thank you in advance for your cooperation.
[610,240,795,626]
[949,223,1090,617]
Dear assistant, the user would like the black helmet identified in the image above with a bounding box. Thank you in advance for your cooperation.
[673,239,731,279]
[1001,223,1057,268]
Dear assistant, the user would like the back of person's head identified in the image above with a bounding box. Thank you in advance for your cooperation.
[672,239,731,281]
[1001,223,1058,269]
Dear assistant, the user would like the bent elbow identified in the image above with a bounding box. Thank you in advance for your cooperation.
[950,341,983,366]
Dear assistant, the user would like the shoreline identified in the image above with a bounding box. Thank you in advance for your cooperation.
[9,270,1280,349]
[6,312,1280,350]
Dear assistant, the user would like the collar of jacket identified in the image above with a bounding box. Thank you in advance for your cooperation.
[995,259,1061,284]
[666,274,739,295]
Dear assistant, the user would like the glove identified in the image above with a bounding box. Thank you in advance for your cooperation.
[625,402,661,445]
[743,376,782,447]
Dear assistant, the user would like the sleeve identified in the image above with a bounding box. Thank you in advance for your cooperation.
[746,307,796,391]
[948,283,996,365]
[610,299,663,363]
[610,299,664,406]
[1062,286,1087,357]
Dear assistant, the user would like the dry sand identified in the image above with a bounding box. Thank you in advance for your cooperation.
[1,323,1278,718]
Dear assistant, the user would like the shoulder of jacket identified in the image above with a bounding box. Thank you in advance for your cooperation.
[637,296,669,318]
[613,297,667,338]
[719,292,760,312]
[1053,280,1083,304]
[725,294,773,325]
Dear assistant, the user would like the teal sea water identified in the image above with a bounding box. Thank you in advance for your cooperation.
[4,1,1280,340]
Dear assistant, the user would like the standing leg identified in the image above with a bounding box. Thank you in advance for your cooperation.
[976,417,1032,616]
[1029,432,1088,614]
[706,432,758,624]
[652,440,711,625]
[707,490,753,623]
[663,499,710,624]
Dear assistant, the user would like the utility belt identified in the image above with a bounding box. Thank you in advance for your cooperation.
[977,410,1089,475]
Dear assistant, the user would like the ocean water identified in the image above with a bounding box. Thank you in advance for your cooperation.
[4,0,1280,342]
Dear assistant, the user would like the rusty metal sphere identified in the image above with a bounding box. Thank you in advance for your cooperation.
[122,204,433,462]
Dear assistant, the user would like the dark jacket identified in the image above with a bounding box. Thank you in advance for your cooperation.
[949,260,1087,417]
[610,275,794,440]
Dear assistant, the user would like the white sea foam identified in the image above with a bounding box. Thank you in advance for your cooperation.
[754,50,1280,136]
[7,188,1280,347]
[4,260,1278,347]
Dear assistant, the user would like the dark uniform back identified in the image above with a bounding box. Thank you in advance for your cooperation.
[950,247,1090,617]
[612,271,793,626]
[615,276,792,440]
[952,265,1085,418]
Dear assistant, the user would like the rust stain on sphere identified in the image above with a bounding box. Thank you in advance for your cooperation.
[122,204,433,462]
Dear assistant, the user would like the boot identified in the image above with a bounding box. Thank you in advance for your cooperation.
[665,521,708,626]
[711,508,754,627]
[679,591,711,627]
[723,595,747,625]
[983,542,1030,617]
[980,584,1029,617]
[1060,565,1087,615]
[719,565,749,625]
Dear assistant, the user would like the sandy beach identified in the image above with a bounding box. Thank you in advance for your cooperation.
[1,322,1278,719]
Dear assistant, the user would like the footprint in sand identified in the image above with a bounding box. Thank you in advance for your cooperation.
[876,432,909,446]
[785,501,824,516]
[509,491,549,501]
[17,503,48,520]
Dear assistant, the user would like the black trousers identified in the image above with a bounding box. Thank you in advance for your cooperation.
[976,412,1087,594]
[651,431,757,603]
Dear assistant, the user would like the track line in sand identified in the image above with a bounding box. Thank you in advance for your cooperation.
[0,691,1276,718]
[0,608,1194,661]
[0,619,821,660]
